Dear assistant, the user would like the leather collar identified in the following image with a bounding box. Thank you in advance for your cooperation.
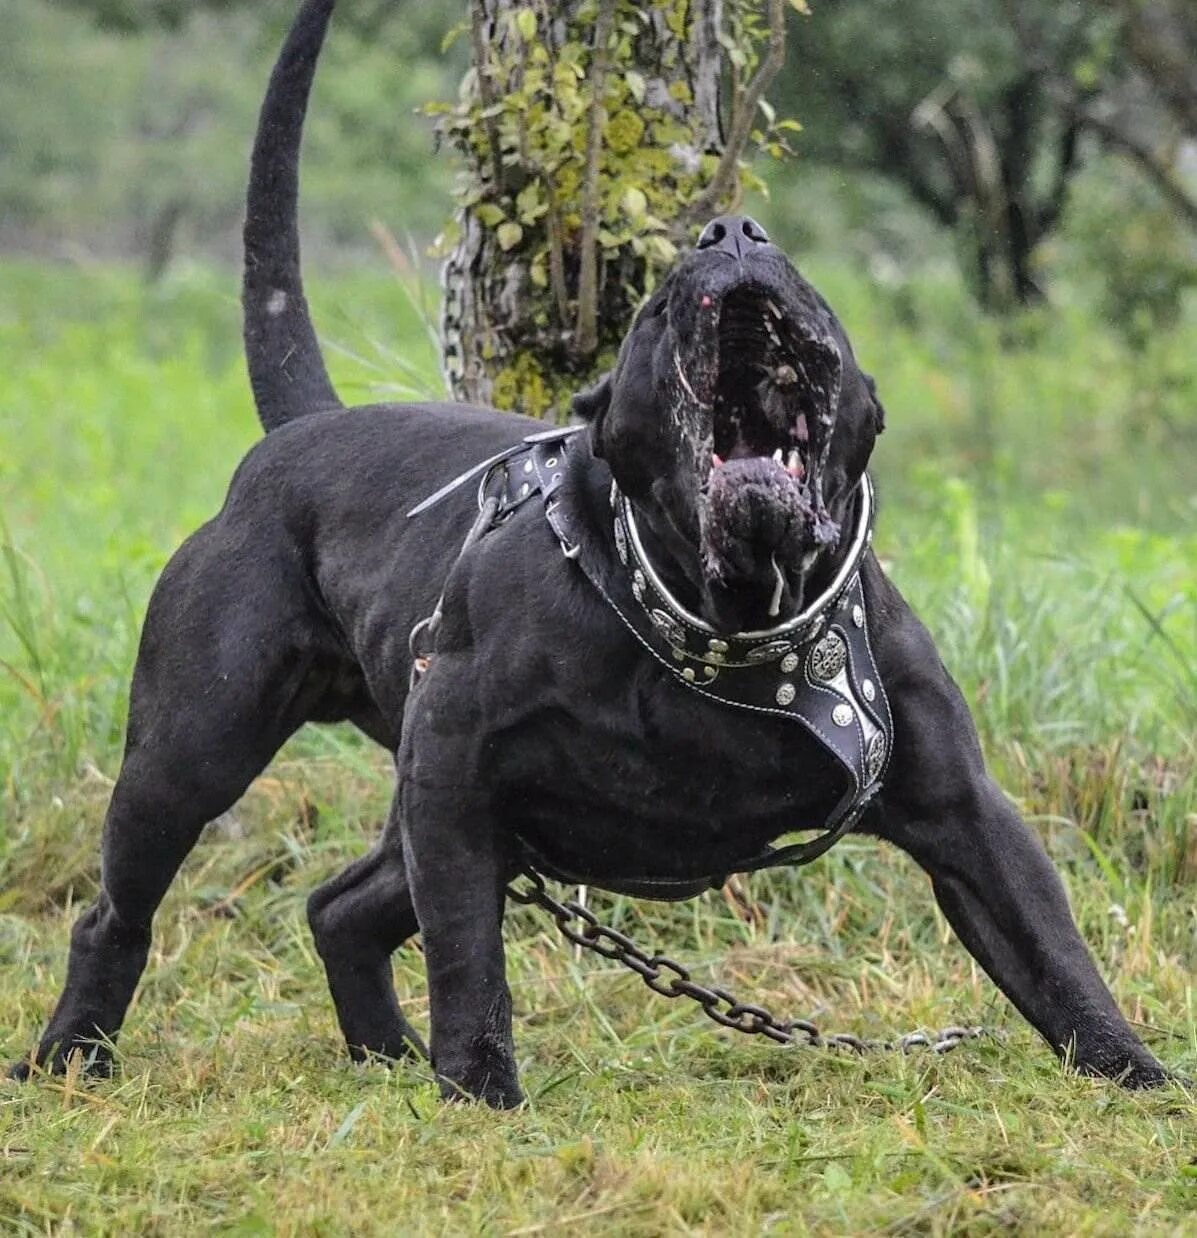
[614,476,876,671]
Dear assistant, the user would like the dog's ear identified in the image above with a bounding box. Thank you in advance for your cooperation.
[571,372,612,426]
[863,373,886,436]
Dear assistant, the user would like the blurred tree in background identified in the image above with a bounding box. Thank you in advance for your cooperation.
[0,0,1192,328]
[785,0,1195,310]
[56,0,248,31]
[0,0,460,275]
[56,0,419,36]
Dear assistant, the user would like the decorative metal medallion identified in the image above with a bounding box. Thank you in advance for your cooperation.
[862,678,876,702]
[808,632,848,682]
[632,569,646,602]
[832,703,854,728]
[776,682,796,706]
[613,518,628,565]
[866,733,887,782]
[650,608,685,648]
[780,651,800,674]
[745,640,794,665]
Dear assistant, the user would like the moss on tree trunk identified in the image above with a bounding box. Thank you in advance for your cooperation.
[434,0,797,417]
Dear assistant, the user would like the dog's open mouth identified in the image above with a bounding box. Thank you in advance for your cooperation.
[708,288,834,491]
[677,283,844,611]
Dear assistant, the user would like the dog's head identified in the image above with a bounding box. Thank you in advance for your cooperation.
[574,215,885,634]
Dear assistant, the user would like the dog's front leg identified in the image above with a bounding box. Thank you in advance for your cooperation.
[872,621,1170,1087]
[397,693,522,1109]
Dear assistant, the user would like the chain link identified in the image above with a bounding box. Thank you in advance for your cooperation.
[508,872,991,1055]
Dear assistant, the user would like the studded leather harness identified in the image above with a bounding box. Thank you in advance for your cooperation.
[407,426,892,894]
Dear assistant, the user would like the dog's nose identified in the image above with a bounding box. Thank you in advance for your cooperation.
[696,215,770,259]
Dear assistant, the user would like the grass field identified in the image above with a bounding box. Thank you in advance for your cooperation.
[1,257,1195,1234]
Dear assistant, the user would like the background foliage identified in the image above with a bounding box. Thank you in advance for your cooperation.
[0,0,460,271]
[5,0,1194,317]
[784,0,1197,309]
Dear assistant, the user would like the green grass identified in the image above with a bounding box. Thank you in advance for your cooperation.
[1,258,1195,1234]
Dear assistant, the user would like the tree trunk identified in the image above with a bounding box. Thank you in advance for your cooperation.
[438,0,738,417]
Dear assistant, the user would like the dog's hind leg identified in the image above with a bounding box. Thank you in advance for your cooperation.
[307,794,427,1064]
[11,532,331,1079]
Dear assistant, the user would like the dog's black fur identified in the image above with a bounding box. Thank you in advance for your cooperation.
[12,0,1171,1106]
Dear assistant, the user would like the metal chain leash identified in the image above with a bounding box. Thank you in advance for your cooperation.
[508,871,991,1055]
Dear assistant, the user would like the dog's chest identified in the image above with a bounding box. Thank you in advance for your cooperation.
[493,670,846,883]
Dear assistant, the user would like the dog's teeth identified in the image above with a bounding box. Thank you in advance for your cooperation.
[772,448,784,465]
[767,300,782,321]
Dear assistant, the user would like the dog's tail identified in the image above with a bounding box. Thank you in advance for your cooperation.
[242,0,343,432]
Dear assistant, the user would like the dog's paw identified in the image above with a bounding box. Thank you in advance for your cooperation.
[1119,1063,1190,1091]
[347,1025,429,1066]
[436,1061,524,1110]
[8,1038,114,1083]
[1076,1051,1182,1092]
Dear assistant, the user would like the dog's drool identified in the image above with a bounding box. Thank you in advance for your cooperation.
[768,553,785,617]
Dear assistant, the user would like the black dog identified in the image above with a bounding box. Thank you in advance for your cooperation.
[13,0,1171,1107]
